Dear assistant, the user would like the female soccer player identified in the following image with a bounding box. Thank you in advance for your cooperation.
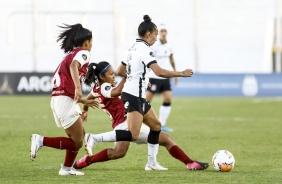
[73,61,209,171]
[30,23,98,176]
[147,24,177,133]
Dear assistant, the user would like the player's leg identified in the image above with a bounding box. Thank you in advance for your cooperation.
[30,96,84,175]
[159,90,173,132]
[73,141,130,169]
[146,90,154,103]
[85,93,143,155]
[158,132,209,170]
[143,107,168,170]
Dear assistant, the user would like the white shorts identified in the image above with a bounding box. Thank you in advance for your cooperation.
[114,121,150,144]
[50,96,82,129]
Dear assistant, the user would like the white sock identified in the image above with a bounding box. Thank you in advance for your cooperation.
[159,105,171,126]
[62,165,71,171]
[148,143,159,164]
[92,131,116,142]
[39,135,44,146]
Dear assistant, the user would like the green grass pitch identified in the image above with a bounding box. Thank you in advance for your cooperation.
[0,96,282,184]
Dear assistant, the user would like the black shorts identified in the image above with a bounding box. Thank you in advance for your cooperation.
[147,78,171,94]
[121,92,151,115]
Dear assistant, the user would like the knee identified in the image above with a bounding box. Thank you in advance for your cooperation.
[150,121,161,131]
[131,133,139,141]
[110,149,127,159]
[159,133,174,147]
[117,150,127,158]
[74,140,83,150]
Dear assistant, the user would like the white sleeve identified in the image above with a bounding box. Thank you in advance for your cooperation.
[142,47,157,68]
[100,82,113,98]
[73,50,91,68]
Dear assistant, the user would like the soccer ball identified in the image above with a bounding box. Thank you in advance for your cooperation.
[212,150,235,172]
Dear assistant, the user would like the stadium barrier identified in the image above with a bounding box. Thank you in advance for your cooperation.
[0,73,91,95]
[172,74,282,97]
[0,73,281,96]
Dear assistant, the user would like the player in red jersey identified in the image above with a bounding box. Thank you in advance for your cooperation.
[73,61,209,171]
[30,23,98,176]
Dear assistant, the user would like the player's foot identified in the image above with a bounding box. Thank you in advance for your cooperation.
[59,164,84,176]
[161,126,174,133]
[145,162,168,171]
[187,161,209,170]
[73,155,91,169]
[30,134,43,161]
[85,133,97,156]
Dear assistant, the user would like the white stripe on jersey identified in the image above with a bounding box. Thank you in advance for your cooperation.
[72,50,91,68]
[122,39,157,98]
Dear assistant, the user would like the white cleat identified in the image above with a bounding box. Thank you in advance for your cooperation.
[145,162,168,171]
[30,134,43,161]
[59,164,84,176]
[84,133,97,156]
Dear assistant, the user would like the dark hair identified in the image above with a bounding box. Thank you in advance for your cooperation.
[57,23,92,53]
[84,61,110,86]
[138,15,157,37]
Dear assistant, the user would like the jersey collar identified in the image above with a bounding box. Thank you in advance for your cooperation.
[136,39,150,47]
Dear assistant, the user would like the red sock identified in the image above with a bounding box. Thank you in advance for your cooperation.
[169,145,194,165]
[89,149,109,163]
[43,137,76,150]
[64,150,79,167]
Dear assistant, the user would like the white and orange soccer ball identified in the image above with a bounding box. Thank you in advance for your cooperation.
[212,150,235,172]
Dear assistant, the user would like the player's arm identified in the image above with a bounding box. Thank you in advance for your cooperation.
[116,62,127,77]
[149,62,193,78]
[71,50,90,103]
[169,54,179,85]
[70,60,82,102]
[81,92,99,122]
[169,54,176,71]
[110,77,126,97]
[82,92,96,112]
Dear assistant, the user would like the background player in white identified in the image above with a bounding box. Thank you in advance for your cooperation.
[73,61,209,171]
[30,24,98,176]
[146,24,177,133]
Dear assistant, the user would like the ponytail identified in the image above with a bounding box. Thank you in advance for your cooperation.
[138,15,157,37]
[84,61,111,86]
[57,23,92,53]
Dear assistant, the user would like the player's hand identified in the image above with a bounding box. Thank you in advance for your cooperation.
[174,77,179,85]
[79,99,100,109]
[81,111,88,122]
[74,87,82,103]
[148,81,151,88]
[182,69,194,77]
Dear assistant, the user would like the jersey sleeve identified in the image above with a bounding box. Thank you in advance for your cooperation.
[73,50,91,68]
[100,82,113,98]
[142,47,157,68]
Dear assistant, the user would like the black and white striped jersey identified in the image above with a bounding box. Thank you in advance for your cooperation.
[121,39,157,98]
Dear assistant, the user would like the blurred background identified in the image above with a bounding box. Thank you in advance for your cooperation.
[0,0,282,96]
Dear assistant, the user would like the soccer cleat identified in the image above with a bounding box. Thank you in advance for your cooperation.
[30,134,43,161]
[84,133,97,156]
[73,155,90,169]
[59,164,84,176]
[187,161,209,170]
[145,162,168,171]
[161,126,174,133]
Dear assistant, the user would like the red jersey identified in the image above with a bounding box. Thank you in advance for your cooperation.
[92,83,127,129]
[52,48,90,99]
